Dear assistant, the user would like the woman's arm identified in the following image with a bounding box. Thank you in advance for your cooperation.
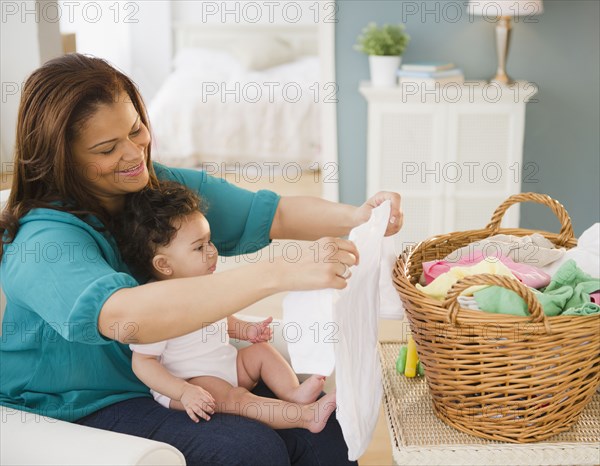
[270,192,403,240]
[99,237,359,344]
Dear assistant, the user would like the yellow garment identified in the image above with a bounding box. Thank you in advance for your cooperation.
[416,260,516,301]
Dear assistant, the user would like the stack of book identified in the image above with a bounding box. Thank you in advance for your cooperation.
[397,62,464,87]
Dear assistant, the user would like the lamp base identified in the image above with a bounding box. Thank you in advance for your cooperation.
[490,16,515,87]
[490,72,515,87]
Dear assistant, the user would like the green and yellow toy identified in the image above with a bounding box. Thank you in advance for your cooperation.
[395,335,425,378]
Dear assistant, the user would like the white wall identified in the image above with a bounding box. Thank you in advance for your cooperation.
[172,0,320,25]
[129,1,172,104]
[58,1,133,74]
[58,1,171,103]
[0,0,61,170]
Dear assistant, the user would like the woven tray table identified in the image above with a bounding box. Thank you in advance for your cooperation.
[378,341,600,465]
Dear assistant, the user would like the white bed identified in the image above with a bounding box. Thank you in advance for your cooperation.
[149,24,322,168]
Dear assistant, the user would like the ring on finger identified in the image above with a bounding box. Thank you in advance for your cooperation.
[340,263,351,279]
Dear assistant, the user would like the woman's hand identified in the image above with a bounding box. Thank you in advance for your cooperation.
[277,237,359,291]
[353,191,403,236]
[246,317,274,343]
[180,383,216,423]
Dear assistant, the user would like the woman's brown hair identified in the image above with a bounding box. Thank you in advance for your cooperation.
[0,53,159,257]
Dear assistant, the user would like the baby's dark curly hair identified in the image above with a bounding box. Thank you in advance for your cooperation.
[115,181,205,279]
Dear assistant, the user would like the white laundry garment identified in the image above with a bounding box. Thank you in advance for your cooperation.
[283,201,401,460]
[542,223,600,278]
[282,289,336,376]
[448,233,566,268]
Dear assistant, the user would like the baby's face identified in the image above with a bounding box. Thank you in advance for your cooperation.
[156,211,218,279]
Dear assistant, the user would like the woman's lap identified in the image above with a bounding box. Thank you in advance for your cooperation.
[76,395,290,466]
[76,381,356,466]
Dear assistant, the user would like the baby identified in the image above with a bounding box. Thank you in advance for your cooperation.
[117,181,336,432]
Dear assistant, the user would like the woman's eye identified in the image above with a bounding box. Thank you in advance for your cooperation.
[100,147,116,155]
[130,126,142,136]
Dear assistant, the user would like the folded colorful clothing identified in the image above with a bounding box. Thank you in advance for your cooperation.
[473,260,600,317]
[457,295,480,310]
[423,251,551,289]
[447,233,565,268]
[416,260,515,301]
[562,303,600,316]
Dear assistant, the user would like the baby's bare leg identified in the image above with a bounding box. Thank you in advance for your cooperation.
[188,375,337,432]
[237,342,326,404]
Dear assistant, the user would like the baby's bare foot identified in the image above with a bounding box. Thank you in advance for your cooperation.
[287,375,326,404]
[302,392,337,434]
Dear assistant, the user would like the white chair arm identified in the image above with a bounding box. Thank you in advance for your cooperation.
[0,406,185,465]
[0,302,292,465]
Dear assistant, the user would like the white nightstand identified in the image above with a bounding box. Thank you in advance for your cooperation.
[360,80,538,250]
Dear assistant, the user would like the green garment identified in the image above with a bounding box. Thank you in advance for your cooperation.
[473,260,600,317]
[562,303,600,316]
[0,162,280,421]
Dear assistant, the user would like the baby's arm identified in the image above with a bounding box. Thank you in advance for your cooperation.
[227,315,273,342]
[131,352,215,422]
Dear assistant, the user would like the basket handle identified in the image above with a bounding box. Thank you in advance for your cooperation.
[443,273,552,334]
[485,193,574,247]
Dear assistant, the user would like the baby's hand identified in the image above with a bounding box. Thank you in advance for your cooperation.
[246,317,273,343]
[180,383,216,423]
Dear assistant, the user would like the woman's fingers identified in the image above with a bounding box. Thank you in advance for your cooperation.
[281,236,362,291]
[385,206,403,236]
[336,263,352,279]
[356,191,403,237]
[316,237,359,266]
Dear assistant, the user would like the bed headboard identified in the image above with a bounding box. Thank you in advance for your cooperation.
[172,23,319,58]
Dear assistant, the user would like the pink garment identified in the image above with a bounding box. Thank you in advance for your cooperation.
[590,291,600,304]
[423,251,551,289]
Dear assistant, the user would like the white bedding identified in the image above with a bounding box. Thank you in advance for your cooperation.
[149,48,321,168]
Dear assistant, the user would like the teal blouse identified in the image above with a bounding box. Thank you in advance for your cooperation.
[0,163,280,421]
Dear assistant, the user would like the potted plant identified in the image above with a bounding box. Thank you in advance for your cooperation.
[355,23,410,87]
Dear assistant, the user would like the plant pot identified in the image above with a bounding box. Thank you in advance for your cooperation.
[369,55,401,87]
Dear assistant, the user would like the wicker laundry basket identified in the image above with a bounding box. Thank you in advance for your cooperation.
[393,193,600,443]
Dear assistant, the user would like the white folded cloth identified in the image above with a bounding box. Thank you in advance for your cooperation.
[283,201,402,460]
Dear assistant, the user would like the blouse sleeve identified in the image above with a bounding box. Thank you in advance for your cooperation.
[1,222,139,345]
[153,163,280,256]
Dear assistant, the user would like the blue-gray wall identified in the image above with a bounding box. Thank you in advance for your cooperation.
[336,0,599,236]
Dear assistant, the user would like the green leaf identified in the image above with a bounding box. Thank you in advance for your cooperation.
[355,23,410,56]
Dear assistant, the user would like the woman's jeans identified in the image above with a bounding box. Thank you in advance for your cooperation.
[76,381,357,466]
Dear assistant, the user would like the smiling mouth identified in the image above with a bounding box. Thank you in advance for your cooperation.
[117,162,143,174]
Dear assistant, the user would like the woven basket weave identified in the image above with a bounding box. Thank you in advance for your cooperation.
[393,193,600,443]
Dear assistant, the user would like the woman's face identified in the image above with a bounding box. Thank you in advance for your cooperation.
[70,91,151,212]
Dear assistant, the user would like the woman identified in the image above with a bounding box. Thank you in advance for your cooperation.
[0,54,402,465]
